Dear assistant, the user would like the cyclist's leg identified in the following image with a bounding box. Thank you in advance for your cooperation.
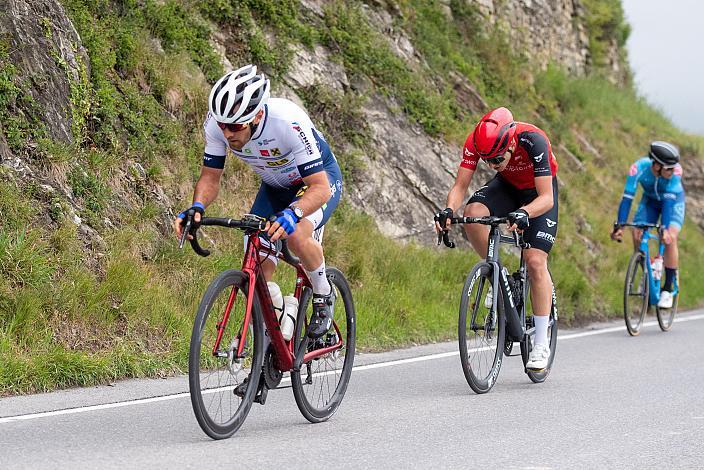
[286,171,342,291]
[521,178,558,359]
[663,198,685,292]
[464,175,518,257]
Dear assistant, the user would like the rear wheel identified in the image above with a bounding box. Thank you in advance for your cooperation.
[189,270,264,440]
[656,272,678,332]
[291,268,356,423]
[624,252,649,336]
[458,263,505,394]
[521,273,558,383]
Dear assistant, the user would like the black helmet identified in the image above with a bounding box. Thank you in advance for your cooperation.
[649,141,680,167]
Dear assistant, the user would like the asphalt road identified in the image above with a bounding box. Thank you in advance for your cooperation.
[2,310,704,469]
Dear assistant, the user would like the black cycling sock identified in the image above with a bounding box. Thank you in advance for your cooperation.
[663,267,676,292]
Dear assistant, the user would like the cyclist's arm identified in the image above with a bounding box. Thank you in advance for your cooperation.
[661,166,684,229]
[617,162,641,224]
[521,175,553,217]
[193,166,224,208]
[446,166,474,213]
[293,171,331,218]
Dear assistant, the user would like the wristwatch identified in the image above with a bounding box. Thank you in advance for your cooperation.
[289,205,304,222]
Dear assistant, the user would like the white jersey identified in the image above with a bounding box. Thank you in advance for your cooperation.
[203,98,338,189]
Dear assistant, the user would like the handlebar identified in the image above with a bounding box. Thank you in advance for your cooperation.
[180,214,267,257]
[435,215,529,249]
[612,222,663,244]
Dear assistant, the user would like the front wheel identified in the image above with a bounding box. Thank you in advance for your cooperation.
[188,270,264,440]
[291,267,356,423]
[520,273,558,383]
[624,251,649,336]
[458,263,505,394]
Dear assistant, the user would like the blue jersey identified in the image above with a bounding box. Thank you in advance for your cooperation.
[617,157,685,228]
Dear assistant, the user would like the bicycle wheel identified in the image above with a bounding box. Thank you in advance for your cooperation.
[623,251,649,336]
[520,273,558,383]
[458,262,505,394]
[189,270,264,439]
[656,273,678,332]
[291,267,356,423]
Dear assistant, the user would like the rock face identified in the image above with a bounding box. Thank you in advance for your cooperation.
[466,0,606,77]
[0,0,89,145]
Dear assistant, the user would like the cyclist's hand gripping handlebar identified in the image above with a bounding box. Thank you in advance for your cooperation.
[178,209,211,257]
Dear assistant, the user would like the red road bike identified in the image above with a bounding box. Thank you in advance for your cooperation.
[181,213,356,439]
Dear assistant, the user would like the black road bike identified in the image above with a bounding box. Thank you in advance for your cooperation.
[437,216,558,394]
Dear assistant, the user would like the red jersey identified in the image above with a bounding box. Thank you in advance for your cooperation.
[461,122,558,190]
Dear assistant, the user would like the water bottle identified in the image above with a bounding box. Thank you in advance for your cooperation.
[281,295,298,341]
[267,281,285,324]
[651,256,663,280]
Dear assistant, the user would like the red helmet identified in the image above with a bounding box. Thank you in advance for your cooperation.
[472,107,517,159]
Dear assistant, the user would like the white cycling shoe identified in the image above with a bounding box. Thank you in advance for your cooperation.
[526,343,550,370]
[658,290,674,309]
[484,286,493,309]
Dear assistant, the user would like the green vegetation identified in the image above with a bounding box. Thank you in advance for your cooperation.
[1,0,703,394]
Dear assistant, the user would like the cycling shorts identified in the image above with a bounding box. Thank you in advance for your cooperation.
[467,175,559,253]
[633,195,685,231]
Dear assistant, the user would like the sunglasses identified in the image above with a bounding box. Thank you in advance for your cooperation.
[217,121,249,132]
[484,155,506,165]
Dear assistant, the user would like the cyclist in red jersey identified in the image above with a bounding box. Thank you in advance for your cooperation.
[435,107,559,370]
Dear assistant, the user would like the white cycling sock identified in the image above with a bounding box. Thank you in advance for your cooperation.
[534,315,550,348]
[307,261,331,296]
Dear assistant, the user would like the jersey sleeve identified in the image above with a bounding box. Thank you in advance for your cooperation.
[460,133,479,170]
[203,114,227,169]
[617,161,641,223]
[661,164,684,228]
[287,120,324,178]
[520,132,551,177]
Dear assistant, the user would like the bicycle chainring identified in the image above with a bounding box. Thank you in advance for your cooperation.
[263,345,283,389]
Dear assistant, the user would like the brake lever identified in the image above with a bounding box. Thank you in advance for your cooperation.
[178,216,192,249]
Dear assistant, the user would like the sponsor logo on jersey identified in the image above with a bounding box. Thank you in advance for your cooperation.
[537,231,555,243]
[629,164,638,176]
[266,158,289,167]
[271,147,281,157]
[674,165,683,176]
[259,149,270,157]
[292,123,314,156]
[546,218,557,228]
[257,138,276,146]
[464,148,474,157]
[303,160,323,171]
[520,137,535,148]
[533,152,544,163]
[462,158,477,167]
[296,185,308,197]
[244,148,252,154]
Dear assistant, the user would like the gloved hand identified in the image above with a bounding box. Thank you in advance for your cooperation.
[507,208,529,230]
[175,202,205,241]
[434,207,453,233]
[267,208,297,241]
[178,202,205,220]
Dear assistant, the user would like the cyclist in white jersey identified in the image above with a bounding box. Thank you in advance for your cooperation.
[173,64,343,339]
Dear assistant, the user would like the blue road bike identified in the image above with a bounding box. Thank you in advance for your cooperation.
[618,223,679,335]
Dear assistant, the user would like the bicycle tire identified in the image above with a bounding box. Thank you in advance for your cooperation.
[458,262,505,394]
[189,270,264,439]
[520,273,558,383]
[623,252,649,336]
[291,267,356,423]
[656,273,678,332]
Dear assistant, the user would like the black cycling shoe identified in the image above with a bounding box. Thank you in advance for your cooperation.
[308,285,336,339]
[233,377,249,398]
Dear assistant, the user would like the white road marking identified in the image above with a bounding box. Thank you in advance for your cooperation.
[2,312,703,424]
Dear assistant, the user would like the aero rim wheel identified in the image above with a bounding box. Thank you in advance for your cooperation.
[458,263,505,394]
[189,270,264,439]
[656,273,678,332]
[291,268,356,423]
[521,274,558,384]
[624,252,649,336]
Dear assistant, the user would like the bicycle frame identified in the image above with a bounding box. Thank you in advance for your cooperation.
[213,233,344,372]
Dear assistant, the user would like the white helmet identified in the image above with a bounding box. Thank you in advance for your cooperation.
[208,64,270,124]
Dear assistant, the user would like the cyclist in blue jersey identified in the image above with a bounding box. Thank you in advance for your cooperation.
[611,141,685,308]
[173,64,343,338]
